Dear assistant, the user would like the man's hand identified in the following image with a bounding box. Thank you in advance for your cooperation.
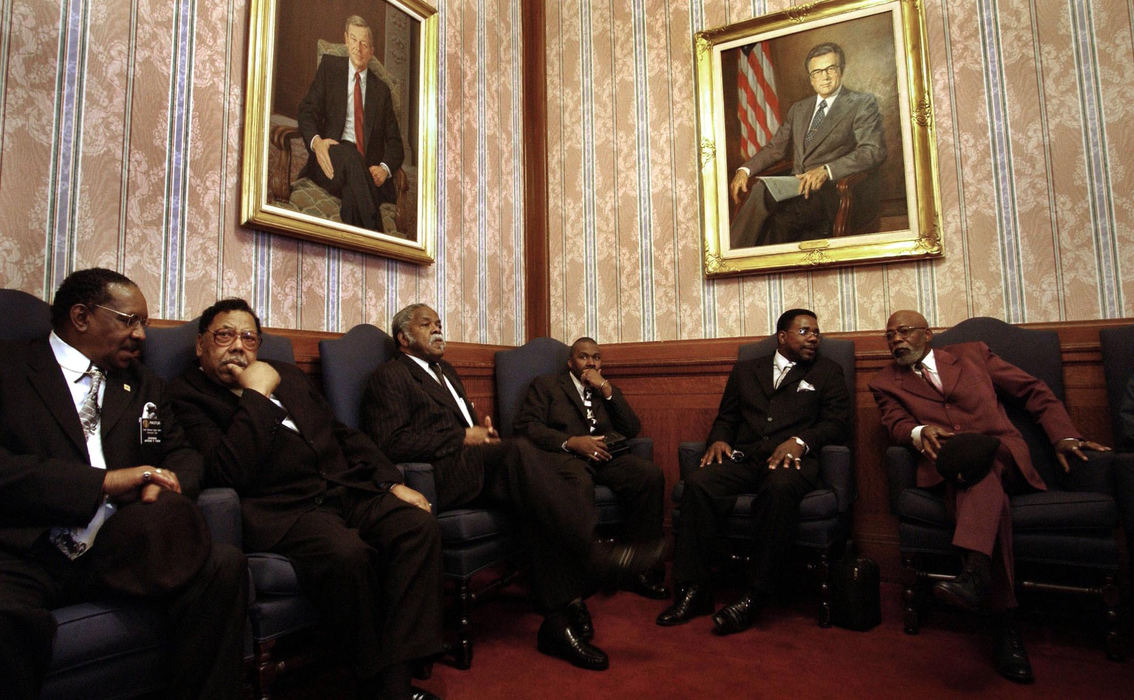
[566,434,611,462]
[1054,438,1111,473]
[700,440,734,467]
[390,483,432,512]
[730,170,751,204]
[312,135,337,179]
[369,165,388,188]
[103,466,181,503]
[578,368,612,399]
[919,424,955,461]
[767,438,804,470]
[464,416,500,446]
[230,361,281,398]
[796,166,829,198]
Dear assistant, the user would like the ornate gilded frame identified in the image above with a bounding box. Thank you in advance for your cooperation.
[241,0,438,263]
[695,0,941,276]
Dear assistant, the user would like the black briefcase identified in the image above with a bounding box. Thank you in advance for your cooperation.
[830,551,881,631]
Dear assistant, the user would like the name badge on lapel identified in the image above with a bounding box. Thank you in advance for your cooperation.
[139,402,162,445]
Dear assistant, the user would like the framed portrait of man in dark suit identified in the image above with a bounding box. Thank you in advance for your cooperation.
[241,0,438,264]
[694,0,943,276]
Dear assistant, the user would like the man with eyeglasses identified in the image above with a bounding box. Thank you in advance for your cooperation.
[658,308,851,635]
[728,41,886,247]
[0,268,247,699]
[869,309,1109,683]
[513,337,668,601]
[169,298,442,700]
[297,14,404,232]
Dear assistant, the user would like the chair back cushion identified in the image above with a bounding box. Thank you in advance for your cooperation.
[737,334,856,433]
[931,317,1063,484]
[1099,324,1134,449]
[319,324,397,430]
[143,318,294,382]
[494,337,570,438]
[0,288,52,341]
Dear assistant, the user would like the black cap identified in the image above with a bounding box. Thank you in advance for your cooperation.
[935,433,1000,487]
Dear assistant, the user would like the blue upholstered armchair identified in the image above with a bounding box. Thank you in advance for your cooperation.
[1099,324,1134,603]
[673,335,857,627]
[885,317,1121,659]
[319,324,522,670]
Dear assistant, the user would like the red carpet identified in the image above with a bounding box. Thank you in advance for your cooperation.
[279,580,1132,699]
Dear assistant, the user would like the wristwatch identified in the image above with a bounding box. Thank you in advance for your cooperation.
[790,436,808,453]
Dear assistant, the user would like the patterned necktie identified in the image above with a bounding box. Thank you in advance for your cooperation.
[914,362,942,394]
[583,388,597,433]
[805,99,827,145]
[428,361,445,386]
[78,365,105,439]
[353,72,365,156]
[774,363,795,389]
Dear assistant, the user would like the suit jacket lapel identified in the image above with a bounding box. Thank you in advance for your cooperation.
[755,355,777,397]
[25,343,88,455]
[930,348,960,398]
[558,372,590,423]
[99,368,136,439]
[364,71,380,142]
[400,354,468,423]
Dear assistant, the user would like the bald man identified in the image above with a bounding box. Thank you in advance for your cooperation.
[868,310,1108,683]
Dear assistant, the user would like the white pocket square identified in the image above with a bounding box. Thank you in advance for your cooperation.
[797,380,816,392]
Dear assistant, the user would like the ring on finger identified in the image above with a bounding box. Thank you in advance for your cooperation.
[142,470,152,483]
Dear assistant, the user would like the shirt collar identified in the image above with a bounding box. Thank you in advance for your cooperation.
[49,331,98,380]
[817,88,841,108]
[569,371,587,399]
[774,350,796,373]
[405,353,434,374]
[918,349,939,373]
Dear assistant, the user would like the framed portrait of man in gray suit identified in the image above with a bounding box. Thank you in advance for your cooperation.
[694,0,942,276]
[241,0,438,264]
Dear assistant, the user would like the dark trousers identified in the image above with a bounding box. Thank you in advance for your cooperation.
[553,453,665,543]
[0,510,247,699]
[673,456,819,594]
[269,489,443,678]
[446,438,598,613]
[729,181,837,248]
[308,142,389,230]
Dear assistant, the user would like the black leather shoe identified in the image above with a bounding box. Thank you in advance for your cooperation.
[933,552,991,612]
[590,538,666,583]
[656,584,713,626]
[537,615,609,671]
[566,599,594,641]
[626,572,671,600]
[711,594,762,635]
[994,620,1034,684]
[410,687,442,700]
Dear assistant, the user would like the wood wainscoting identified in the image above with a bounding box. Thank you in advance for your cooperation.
[187,319,1129,582]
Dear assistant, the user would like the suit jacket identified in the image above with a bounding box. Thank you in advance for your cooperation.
[362,353,484,509]
[741,87,885,181]
[169,360,402,551]
[297,54,404,199]
[706,352,851,460]
[868,342,1080,491]
[0,337,203,553]
[513,371,641,453]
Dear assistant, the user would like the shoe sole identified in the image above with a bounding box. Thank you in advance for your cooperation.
[536,640,609,671]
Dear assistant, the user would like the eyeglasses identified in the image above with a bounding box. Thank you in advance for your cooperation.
[209,328,262,350]
[92,304,149,330]
[808,65,841,79]
[884,325,928,341]
[787,327,821,338]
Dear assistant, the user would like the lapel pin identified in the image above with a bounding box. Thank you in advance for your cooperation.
[123,384,132,392]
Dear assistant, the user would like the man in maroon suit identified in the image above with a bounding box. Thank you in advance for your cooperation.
[869,309,1108,683]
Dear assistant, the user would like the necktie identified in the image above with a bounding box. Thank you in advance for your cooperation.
[78,365,105,439]
[353,72,365,156]
[583,388,597,433]
[428,362,445,386]
[914,362,942,394]
[805,99,827,145]
[774,363,795,389]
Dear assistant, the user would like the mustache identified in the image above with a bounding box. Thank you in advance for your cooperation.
[221,355,249,369]
[430,332,445,343]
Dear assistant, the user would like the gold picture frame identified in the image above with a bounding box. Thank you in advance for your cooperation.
[241,0,438,264]
[695,0,941,276]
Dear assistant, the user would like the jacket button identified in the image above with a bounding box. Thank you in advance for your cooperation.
[314,495,324,506]
[766,416,773,422]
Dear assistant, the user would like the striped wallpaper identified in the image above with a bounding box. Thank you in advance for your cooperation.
[1,1,1131,344]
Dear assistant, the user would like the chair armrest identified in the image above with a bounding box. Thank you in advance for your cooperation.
[399,462,438,506]
[1114,453,1134,542]
[818,445,854,514]
[1059,450,1114,494]
[196,487,242,550]
[627,437,653,460]
[268,122,303,202]
[677,442,706,482]
[884,445,919,515]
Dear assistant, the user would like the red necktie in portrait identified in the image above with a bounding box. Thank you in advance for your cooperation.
[353,72,365,156]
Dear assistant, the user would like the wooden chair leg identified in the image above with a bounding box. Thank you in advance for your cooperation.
[255,638,277,700]
[453,578,473,670]
[1102,572,1124,661]
[901,554,920,635]
[814,548,832,628]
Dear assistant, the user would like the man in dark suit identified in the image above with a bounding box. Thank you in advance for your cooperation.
[0,268,246,700]
[361,303,664,672]
[869,309,1108,683]
[657,308,850,636]
[729,42,886,247]
[513,336,668,599]
[297,15,404,231]
[169,298,442,700]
